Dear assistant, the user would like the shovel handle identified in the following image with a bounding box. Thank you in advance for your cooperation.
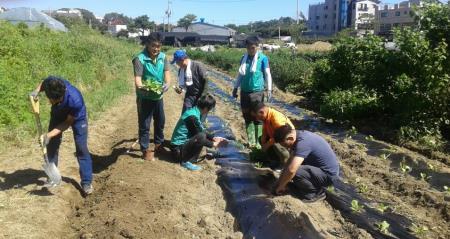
[29,95,40,114]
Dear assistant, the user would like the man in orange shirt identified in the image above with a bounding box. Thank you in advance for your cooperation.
[251,102,293,168]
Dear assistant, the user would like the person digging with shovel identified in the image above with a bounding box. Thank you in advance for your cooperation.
[232,36,273,149]
[30,76,93,195]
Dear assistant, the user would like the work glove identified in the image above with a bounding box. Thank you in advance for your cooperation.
[267,90,272,102]
[39,134,49,147]
[174,86,184,94]
[29,90,39,101]
[163,84,170,93]
[232,88,238,99]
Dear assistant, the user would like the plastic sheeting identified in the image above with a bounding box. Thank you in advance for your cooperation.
[0,7,67,32]
[206,66,417,239]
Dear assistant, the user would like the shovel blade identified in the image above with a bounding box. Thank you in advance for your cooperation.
[43,162,62,185]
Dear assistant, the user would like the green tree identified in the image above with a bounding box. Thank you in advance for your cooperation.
[177,14,197,32]
[133,15,155,35]
[103,12,133,25]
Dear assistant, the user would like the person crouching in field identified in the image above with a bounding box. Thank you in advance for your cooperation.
[273,125,340,202]
[250,102,292,169]
[132,33,171,161]
[170,94,227,171]
[232,36,273,149]
[172,49,208,113]
[30,76,93,195]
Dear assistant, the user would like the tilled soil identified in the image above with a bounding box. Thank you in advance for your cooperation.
[206,64,450,239]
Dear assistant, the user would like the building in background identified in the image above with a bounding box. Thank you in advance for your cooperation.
[107,19,127,35]
[173,18,236,36]
[307,0,353,36]
[348,0,379,35]
[307,0,420,37]
[43,8,82,19]
[375,0,420,36]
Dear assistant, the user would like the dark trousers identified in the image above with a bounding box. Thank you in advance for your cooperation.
[240,91,264,125]
[47,118,93,186]
[182,94,200,113]
[137,98,165,151]
[171,132,211,163]
[292,165,334,200]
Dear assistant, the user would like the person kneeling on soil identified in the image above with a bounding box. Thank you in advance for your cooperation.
[30,76,93,195]
[170,94,227,171]
[273,125,340,202]
[250,102,293,169]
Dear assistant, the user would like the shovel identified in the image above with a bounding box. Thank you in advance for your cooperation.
[29,96,62,186]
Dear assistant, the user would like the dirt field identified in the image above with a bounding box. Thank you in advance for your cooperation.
[1,62,449,239]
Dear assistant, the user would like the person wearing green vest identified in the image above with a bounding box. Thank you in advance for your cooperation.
[132,33,171,161]
[232,36,273,149]
[170,94,227,171]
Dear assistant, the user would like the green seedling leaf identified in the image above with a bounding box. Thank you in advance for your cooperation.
[400,160,412,174]
[377,203,389,213]
[380,153,391,160]
[351,200,364,213]
[365,135,374,141]
[254,162,263,168]
[376,220,390,234]
[420,172,431,181]
[326,186,335,193]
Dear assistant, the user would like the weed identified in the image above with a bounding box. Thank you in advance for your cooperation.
[410,223,429,236]
[358,183,369,194]
[427,163,435,171]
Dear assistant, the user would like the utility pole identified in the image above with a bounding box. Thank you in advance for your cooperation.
[296,0,299,24]
[165,0,172,32]
[162,17,165,32]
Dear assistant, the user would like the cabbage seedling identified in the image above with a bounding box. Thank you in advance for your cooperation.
[377,203,389,213]
[400,160,412,174]
[420,172,431,181]
[376,221,390,234]
[351,200,364,213]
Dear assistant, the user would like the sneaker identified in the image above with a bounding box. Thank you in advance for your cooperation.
[181,162,202,171]
[301,191,326,203]
[82,184,94,195]
[143,149,154,161]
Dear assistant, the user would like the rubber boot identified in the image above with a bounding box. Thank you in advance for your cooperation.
[246,123,256,148]
[255,124,263,150]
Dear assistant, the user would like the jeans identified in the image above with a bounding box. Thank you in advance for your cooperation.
[137,97,165,151]
[292,165,334,200]
[47,118,93,186]
[182,94,200,113]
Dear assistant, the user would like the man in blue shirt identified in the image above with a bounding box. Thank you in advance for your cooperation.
[272,124,340,202]
[232,36,273,149]
[30,76,93,195]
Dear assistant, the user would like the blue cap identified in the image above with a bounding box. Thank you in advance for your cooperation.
[171,49,188,64]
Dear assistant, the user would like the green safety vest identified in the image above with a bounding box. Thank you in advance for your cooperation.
[240,53,266,93]
[171,107,204,146]
[135,51,166,100]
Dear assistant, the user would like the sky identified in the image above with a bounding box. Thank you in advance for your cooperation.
[0,0,311,25]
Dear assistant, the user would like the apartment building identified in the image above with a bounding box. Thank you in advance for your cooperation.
[348,0,379,34]
[375,0,421,35]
